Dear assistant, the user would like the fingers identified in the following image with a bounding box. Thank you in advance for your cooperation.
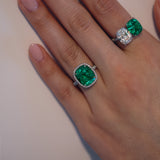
[29,44,92,126]
[81,0,131,38]
[18,0,90,76]
[19,0,107,109]
[154,0,160,34]
[42,0,122,72]
[18,0,110,116]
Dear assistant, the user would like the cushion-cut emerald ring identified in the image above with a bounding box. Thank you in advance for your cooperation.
[112,18,143,45]
[73,63,97,89]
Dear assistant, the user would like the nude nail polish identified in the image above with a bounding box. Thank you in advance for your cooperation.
[29,44,43,61]
[21,0,38,12]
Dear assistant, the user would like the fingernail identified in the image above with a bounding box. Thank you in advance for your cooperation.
[20,0,38,12]
[29,44,43,61]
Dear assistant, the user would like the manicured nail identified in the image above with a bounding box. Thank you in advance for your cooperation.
[20,0,38,12]
[29,44,43,61]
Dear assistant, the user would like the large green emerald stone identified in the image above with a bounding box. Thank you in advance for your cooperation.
[74,64,97,88]
[126,18,142,36]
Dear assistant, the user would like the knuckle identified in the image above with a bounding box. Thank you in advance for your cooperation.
[33,9,50,27]
[58,85,74,100]
[114,66,141,98]
[61,43,80,66]
[42,65,56,80]
[40,59,57,80]
[68,8,92,33]
[95,0,117,15]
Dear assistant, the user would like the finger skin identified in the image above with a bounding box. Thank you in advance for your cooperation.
[154,0,160,33]
[81,0,131,37]
[42,0,122,72]
[18,0,91,76]
[29,44,92,127]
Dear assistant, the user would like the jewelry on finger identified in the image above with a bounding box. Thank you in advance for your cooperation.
[112,18,143,46]
[73,63,97,89]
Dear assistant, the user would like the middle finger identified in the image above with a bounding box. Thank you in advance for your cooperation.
[43,0,124,74]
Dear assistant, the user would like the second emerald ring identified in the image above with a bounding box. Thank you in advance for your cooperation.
[112,18,143,46]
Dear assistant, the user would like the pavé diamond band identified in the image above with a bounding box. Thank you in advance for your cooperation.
[112,18,143,45]
[73,63,97,89]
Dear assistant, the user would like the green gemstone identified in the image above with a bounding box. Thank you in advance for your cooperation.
[74,64,97,87]
[126,18,142,36]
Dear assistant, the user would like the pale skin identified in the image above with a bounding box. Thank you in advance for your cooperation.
[18,0,160,159]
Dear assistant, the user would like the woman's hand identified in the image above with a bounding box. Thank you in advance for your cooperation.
[18,0,160,159]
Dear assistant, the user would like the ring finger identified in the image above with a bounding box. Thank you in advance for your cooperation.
[42,0,123,74]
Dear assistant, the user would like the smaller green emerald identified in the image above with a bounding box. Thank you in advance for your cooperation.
[74,64,97,88]
[126,18,142,36]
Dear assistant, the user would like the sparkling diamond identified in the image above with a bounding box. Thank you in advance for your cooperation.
[116,28,133,45]
[74,64,97,88]
[126,18,142,36]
